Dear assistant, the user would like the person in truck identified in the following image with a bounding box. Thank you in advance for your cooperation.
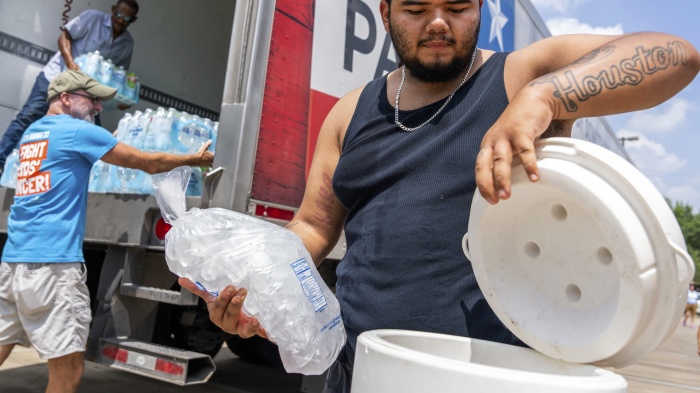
[181,1,700,392]
[0,0,140,170]
[0,69,214,393]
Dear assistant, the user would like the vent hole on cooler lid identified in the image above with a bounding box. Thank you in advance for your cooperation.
[551,204,568,220]
[566,284,582,302]
[524,242,541,258]
[597,247,613,265]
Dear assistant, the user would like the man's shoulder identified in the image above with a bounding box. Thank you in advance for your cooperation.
[75,8,109,22]
[80,9,109,17]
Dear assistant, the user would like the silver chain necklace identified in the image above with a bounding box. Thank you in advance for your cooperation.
[394,48,477,132]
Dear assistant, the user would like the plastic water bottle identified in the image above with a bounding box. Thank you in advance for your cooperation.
[89,160,113,193]
[209,121,219,153]
[112,65,126,93]
[115,113,132,142]
[115,111,142,192]
[170,110,187,153]
[151,108,173,152]
[98,59,114,85]
[178,115,210,153]
[83,51,102,77]
[186,166,203,197]
[74,54,87,71]
[0,149,20,189]
[124,71,138,102]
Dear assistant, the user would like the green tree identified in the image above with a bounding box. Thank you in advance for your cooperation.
[669,200,700,283]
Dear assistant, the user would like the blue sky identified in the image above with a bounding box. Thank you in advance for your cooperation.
[530,0,700,211]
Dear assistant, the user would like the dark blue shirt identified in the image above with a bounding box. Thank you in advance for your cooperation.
[332,52,524,369]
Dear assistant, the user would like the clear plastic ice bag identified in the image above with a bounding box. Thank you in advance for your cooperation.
[152,167,345,375]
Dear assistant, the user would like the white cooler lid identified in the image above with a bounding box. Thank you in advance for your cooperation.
[464,138,694,367]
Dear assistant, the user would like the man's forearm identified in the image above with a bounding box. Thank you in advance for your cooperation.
[528,33,700,120]
[148,152,202,174]
[58,31,77,69]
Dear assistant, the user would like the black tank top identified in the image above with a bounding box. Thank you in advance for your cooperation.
[333,52,523,365]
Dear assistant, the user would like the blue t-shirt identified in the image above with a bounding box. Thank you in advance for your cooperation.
[43,9,134,80]
[2,115,118,263]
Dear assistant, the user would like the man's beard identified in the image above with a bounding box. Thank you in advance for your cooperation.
[72,108,97,124]
[82,113,96,124]
[389,19,480,83]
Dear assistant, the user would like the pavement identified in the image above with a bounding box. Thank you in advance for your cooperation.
[1,321,699,392]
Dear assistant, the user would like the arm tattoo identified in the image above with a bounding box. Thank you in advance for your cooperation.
[313,172,336,225]
[532,41,689,113]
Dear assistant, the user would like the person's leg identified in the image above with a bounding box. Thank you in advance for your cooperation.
[17,263,91,392]
[0,343,15,366]
[0,72,51,167]
[0,263,30,366]
[46,352,84,393]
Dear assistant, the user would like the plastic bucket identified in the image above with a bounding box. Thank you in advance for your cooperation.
[351,330,627,393]
[463,137,694,367]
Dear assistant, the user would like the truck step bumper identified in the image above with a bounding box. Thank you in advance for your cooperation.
[96,337,216,385]
[120,283,199,305]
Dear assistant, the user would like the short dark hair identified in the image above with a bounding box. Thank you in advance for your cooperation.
[116,0,139,14]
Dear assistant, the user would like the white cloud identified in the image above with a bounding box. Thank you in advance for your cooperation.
[617,132,686,175]
[625,99,692,134]
[545,17,624,36]
[615,132,695,205]
[530,0,589,13]
[666,181,700,209]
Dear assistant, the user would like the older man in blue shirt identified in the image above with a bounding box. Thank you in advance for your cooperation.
[0,0,139,169]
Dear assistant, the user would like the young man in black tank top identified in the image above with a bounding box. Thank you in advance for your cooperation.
[180,1,699,392]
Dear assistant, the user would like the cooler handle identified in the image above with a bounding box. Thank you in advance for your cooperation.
[668,238,695,283]
[462,232,472,261]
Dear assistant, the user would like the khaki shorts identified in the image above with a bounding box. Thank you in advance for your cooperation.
[0,262,91,359]
[685,303,698,315]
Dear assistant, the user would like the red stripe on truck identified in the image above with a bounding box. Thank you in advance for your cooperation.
[253,0,315,207]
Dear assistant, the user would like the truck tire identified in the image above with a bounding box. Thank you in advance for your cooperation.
[153,299,229,358]
[226,335,282,365]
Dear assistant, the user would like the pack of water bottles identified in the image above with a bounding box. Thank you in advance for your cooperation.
[74,51,140,110]
[152,167,346,375]
[88,107,218,196]
[0,149,20,189]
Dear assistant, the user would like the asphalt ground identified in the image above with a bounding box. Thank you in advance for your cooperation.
[1,321,699,392]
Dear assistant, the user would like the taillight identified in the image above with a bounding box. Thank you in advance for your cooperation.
[254,204,295,221]
[154,217,172,241]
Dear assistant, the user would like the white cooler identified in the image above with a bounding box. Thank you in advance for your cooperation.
[351,138,695,393]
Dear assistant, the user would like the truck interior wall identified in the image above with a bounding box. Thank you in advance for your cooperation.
[0,0,235,132]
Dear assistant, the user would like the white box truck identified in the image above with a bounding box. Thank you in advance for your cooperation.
[0,0,630,388]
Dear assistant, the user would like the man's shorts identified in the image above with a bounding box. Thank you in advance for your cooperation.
[685,303,698,315]
[0,262,91,359]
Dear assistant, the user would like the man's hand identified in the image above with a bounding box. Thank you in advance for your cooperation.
[66,62,81,71]
[178,277,267,338]
[117,104,132,111]
[475,88,554,204]
[193,140,214,167]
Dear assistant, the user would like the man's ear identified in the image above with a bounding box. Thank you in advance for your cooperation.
[130,16,138,24]
[111,5,116,14]
[380,0,390,33]
[59,92,71,106]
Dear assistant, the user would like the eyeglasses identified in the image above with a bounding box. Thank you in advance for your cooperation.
[69,92,99,105]
[113,11,134,23]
